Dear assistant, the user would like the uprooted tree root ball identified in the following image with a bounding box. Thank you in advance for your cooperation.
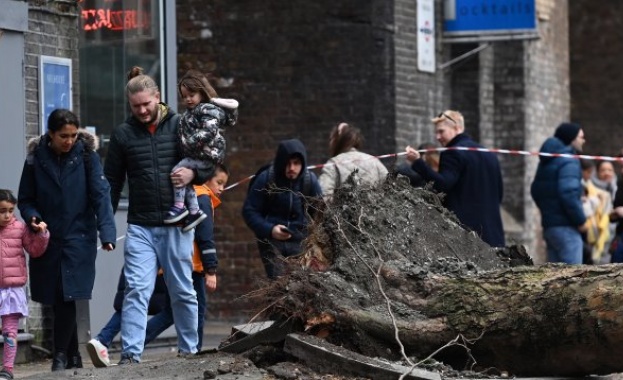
[251,175,532,371]
[248,175,623,377]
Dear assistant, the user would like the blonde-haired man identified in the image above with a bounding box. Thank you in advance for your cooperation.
[405,110,505,247]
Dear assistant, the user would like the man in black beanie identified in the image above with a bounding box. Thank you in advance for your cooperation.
[531,122,587,264]
[554,122,583,147]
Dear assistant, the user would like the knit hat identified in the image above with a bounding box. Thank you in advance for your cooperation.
[554,122,581,145]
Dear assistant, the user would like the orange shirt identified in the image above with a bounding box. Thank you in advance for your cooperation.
[191,185,221,273]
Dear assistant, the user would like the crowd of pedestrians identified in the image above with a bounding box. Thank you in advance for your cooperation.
[1,61,622,379]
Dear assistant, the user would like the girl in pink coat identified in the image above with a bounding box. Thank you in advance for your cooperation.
[0,189,49,380]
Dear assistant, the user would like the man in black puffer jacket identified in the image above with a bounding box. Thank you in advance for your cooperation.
[104,66,211,364]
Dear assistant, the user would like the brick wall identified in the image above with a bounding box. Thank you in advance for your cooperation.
[522,0,570,262]
[23,0,80,348]
[450,42,481,140]
[492,40,527,230]
[24,0,80,140]
[569,0,623,158]
[177,0,401,320]
[394,0,445,150]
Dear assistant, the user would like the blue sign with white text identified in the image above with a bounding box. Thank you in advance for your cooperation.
[444,0,536,35]
[42,61,71,132]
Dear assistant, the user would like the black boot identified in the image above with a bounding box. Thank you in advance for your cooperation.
[51,352,67,371]
[66,353,83,369]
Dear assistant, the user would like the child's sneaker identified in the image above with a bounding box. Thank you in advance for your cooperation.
[182,210,208,232]
[0,368,13,379]
[164,206,189,224]
[86,338,111,368]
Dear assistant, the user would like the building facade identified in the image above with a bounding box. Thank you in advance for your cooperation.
[2,0,616,352]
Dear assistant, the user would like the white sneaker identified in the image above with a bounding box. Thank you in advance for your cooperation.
[86,338,111,368]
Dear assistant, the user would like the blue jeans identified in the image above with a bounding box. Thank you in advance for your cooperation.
[611,234,623,263]
[96,311,121,348]
[544,226,583,264]
[145,271,207,351]
[120,224,198,361]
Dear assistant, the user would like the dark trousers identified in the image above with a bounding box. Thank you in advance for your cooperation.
[52,278,79,356]
[257,239,303,280]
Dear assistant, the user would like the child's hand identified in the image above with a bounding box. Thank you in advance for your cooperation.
[31,217,47,233]
[205,274,217,292]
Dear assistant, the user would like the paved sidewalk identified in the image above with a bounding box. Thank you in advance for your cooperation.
[13,322,233,379]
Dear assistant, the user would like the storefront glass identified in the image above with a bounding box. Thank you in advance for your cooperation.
[78,0,161,160]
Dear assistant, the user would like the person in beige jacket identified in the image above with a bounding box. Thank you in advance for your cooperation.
[318,122,388,200]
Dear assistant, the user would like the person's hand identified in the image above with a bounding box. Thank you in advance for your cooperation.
[102,243,115,251]
[30,217,47,233]
[578,224,588,233]
[205,274,217,292]
[171,167,195,187]
[272,224,291,241]
[613,206,623,218]
[405,146,421,163]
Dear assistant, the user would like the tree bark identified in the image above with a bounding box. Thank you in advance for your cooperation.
[265,263,623,377]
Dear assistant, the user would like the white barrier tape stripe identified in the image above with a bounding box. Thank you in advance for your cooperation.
[225,147,622,191]
[225,153,404,191]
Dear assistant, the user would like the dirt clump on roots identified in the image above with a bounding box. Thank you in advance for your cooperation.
[249,174,532,376]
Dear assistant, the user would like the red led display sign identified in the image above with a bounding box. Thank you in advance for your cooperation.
[79,0,152,34]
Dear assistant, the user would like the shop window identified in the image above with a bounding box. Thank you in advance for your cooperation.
[78,0,161,200]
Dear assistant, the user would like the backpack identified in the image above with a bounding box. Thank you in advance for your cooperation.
[248,163,313,198]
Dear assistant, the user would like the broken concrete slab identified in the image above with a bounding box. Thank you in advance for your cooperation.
[230,320,275,338]
[284,333,441,380]
[218,319,299,354]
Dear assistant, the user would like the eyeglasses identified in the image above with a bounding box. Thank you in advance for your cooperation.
[438,112,456,125]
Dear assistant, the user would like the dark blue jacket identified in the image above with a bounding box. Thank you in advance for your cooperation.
[412,133,505,247]
[242,139,322,255]
[195,188,218,272]
[18,131,116,304]
[531,137,586,228]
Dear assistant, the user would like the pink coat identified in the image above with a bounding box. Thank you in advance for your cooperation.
[0,216,49,288]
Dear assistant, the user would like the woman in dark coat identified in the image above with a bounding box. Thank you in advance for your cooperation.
[18,109,116,371]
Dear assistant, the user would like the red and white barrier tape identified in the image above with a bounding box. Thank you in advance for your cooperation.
[225,146,622,191]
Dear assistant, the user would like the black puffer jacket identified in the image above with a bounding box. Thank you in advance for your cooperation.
[105,103,209,225]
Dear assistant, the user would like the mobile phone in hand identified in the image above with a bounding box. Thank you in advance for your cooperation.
[34,217,42,225]
[281,226,293,234]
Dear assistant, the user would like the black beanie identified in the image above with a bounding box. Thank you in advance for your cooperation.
[554,122,581,145]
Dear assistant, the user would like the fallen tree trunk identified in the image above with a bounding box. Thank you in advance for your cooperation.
[253,177,623,377]
[266,261,623,377]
